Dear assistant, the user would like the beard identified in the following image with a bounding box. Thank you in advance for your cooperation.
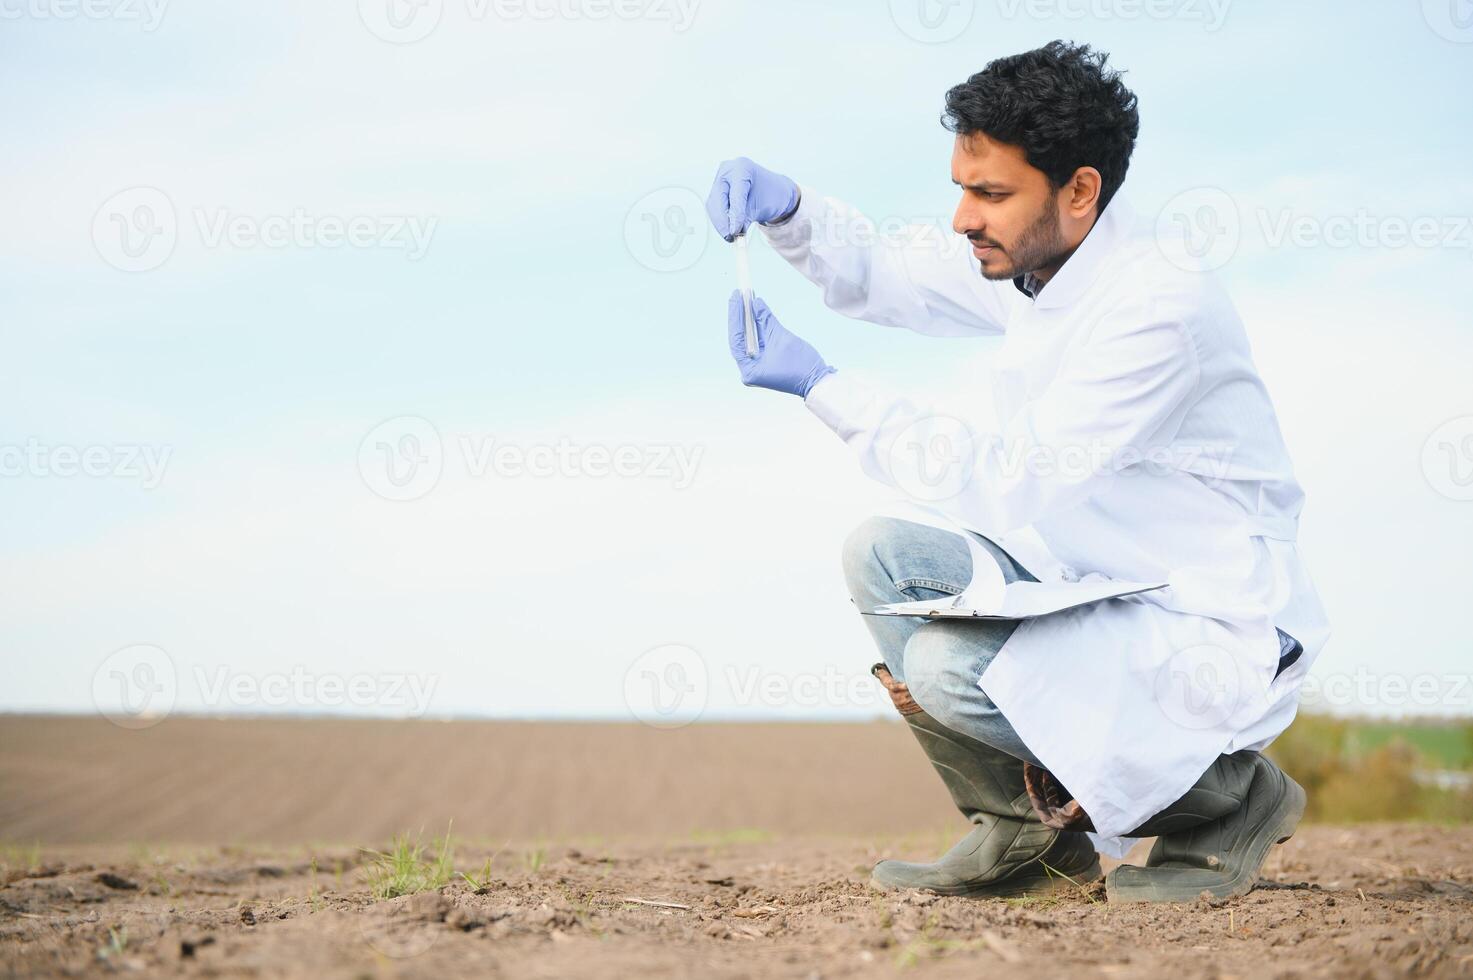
[976,197,1073,282]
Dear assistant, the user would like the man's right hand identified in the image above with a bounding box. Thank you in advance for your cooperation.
[705,157,800,242]
[872,663,922,716]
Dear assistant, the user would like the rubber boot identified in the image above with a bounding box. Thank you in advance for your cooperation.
[872,710,1102,897]
[1106,752,1305,903]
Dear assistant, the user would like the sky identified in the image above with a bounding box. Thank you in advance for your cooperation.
[2,0,1472,725]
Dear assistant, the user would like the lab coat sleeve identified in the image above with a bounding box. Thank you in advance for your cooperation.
[803,304,1202,535]
[757,184,1012,337]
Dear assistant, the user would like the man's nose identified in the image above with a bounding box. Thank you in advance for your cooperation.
[952,199,979,238]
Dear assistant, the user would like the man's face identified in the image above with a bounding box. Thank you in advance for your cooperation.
[950,133,1071,283]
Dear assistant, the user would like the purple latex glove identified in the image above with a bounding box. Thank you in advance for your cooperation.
[727,291,835,398]
[705,157,800,242]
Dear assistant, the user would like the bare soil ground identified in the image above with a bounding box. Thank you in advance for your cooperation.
[3,717,1472,978]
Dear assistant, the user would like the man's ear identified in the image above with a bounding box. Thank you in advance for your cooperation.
[1063,167,1103,219]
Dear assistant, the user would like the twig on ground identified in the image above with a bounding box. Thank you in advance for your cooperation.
[620,897,691,910]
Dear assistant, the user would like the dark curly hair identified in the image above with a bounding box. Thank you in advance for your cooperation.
[942,41,1140,212]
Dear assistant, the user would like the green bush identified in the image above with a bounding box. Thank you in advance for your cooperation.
[1267,714,1473,823]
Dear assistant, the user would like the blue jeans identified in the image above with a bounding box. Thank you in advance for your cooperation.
[842,516,1043,765]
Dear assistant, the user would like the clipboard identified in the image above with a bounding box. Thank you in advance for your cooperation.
[862,517,1166,620]
[865,579,1167,620]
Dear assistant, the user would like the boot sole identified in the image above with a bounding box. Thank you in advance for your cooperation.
[1105,772,1305,904]
[870,854,1103,899]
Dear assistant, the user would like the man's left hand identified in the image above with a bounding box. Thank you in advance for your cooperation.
[727,291,835,398]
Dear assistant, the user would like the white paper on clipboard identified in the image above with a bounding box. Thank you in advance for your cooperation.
[864,501,1166,620]
[869,579,1167,620]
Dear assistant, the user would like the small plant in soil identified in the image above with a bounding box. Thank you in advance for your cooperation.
[362,824,455,900]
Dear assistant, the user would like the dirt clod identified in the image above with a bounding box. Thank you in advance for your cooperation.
[94,872,137,891]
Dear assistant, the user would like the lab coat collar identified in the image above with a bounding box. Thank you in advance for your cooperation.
[1027,193,1135,312]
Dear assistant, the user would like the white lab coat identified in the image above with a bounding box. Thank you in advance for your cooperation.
[761,187,1330,840]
